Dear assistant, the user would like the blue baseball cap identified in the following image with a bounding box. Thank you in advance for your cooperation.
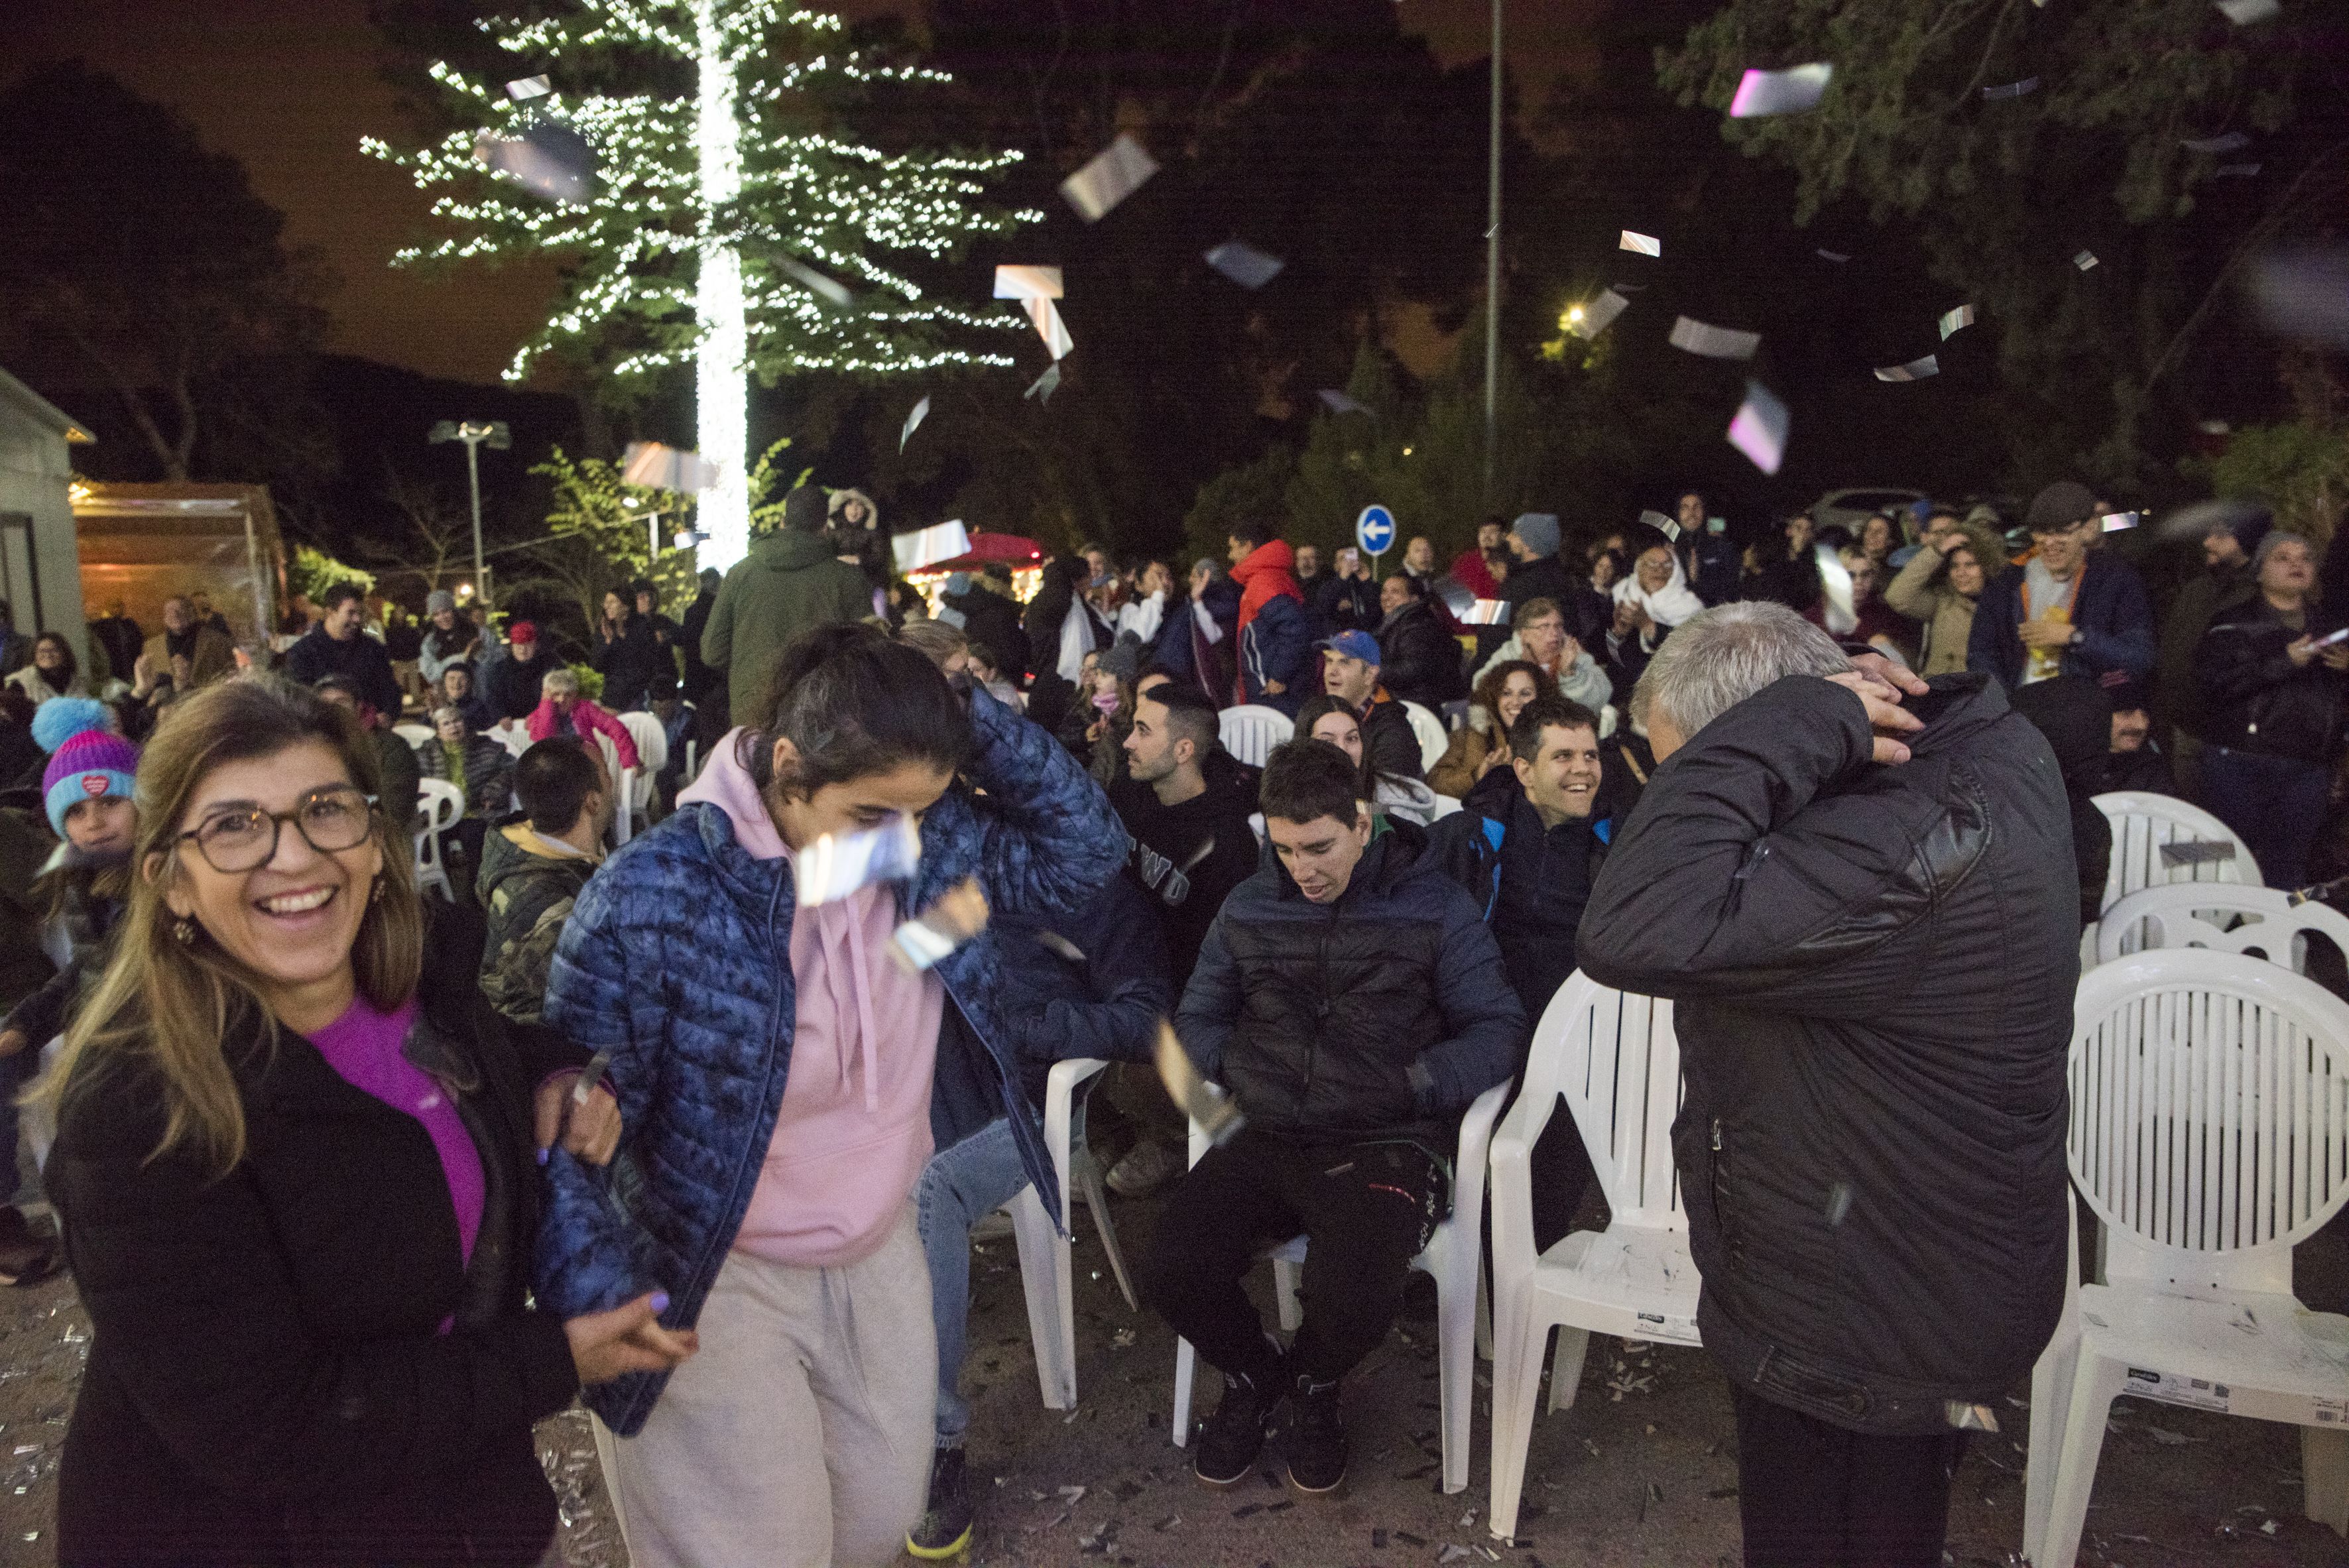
[1316,629,1381,664]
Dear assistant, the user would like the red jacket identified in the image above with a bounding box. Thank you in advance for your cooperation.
[1231,540,1303,637]
[1448,548,1498,601]
[526,697,641,770]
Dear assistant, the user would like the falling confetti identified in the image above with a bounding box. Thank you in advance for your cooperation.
[1059,133,1158,221]
[1727,381,1790,474]
[1203,241,1285,289]
[1668,316,1762,360]
[1937,304,1976,339]
[900,394,930,453]
[1728,63,1833,118]
[1874,356,1940,382]
[1618,230,1661,257]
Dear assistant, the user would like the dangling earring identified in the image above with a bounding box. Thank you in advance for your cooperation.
[370,876,386,906]
[172,917,196,946]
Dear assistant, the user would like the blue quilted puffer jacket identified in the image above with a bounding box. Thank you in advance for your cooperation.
[534,691,1124,1435]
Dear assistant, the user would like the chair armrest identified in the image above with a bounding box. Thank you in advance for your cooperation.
[1489,1079,1558,1301]
[1044,1058,1111,1189]
[1451,1081,1510,1232]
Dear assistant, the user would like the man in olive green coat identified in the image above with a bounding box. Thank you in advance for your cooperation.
[700,483,876,719]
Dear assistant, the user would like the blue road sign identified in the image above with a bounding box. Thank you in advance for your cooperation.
[1356,504,1396,556]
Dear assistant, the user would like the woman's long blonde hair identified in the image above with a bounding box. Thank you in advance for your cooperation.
[33,676,423,1174]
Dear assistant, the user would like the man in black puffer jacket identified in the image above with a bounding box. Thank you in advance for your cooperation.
[1140,739,1522,1499]
[1577,601,2076,1568]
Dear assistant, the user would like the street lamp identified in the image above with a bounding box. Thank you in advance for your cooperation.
[428,420,511,607]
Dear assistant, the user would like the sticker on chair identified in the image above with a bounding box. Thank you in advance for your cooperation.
[2126,1367,2231,1412]
[2158,840,2238,867]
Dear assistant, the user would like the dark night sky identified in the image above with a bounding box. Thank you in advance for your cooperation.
[12,0,1592,389]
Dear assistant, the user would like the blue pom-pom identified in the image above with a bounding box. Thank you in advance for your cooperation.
[31,696,112,755]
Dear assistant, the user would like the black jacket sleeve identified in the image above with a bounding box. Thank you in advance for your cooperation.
[49,1061,578,1504]
[1576,676,1931,1020]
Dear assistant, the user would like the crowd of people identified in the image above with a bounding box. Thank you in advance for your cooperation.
[0,468,2336,1568]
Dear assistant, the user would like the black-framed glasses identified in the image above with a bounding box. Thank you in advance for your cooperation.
[176,785,379,873]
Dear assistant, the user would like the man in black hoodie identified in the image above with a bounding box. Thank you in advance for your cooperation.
[1577,601,2075,1568]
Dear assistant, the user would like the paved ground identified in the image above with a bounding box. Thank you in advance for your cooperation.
[5,1193,2347,1567]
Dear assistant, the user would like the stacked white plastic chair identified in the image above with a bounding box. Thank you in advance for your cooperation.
[1488,973,1695,1540]
[392,721,434,751]
[1217,704,1294,768]
[1402,700,1449,773]
[2095,884,2349,977]
[2025,949,2349,1567]
[412,778,464,901]
[1169,1081,1510,1495]
[1004,1059,1136,1411]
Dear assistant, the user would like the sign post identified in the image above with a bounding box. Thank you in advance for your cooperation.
[1355,503,1397,579]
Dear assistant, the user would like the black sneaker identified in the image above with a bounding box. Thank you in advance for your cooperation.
[1284,1371,1347,1496]
[906,1444,973,1559]
[1193,1368,1278,1487]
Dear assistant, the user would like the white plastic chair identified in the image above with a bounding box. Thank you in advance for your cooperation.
[412,778,465,900]
[2096,883,2349,975]
[617,709,670,779]
[1488,974,1693,1540]
[2027,949,2349,1568]
[1428,792,1465,820]
[590,731,647,847]
[1217,703,1294,768]
[1402,700,1449,772]
[392,722,434,751]
[2094,791,2261,914]
[493,721,531,758]
[1005,1058,1136,1410]
[1169,1081,1509,1495]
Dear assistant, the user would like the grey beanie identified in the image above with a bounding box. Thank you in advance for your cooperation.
[426,589,455,615]
[1512,513,1561,560]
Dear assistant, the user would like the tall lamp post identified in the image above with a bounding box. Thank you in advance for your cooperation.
[1483,0,1503,501]
[428,420,511,607]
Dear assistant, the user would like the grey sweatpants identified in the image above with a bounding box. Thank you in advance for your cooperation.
[601,1207,936,1568]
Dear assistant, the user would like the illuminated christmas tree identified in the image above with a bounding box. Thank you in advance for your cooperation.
[366,1,1034,568]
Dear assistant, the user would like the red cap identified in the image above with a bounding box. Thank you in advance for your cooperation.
[507,621,537,644]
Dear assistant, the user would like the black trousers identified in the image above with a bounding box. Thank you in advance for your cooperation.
[1732,1387,1966,1568]
[1138,1128,1441,1386]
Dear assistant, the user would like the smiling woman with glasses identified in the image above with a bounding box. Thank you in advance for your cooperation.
[33,675,695,1566]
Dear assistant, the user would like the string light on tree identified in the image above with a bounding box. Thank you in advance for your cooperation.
[365,1,1038,570]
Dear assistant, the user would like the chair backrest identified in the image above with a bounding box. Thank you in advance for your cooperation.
[2069,949,2349,1296]
[617,710,669,777]
[1440,699,1469,732]
[2094,791,2261,915]
[1218,704,1294,768]
[415,777,465,834]
[2096,883,2349,977]
[1402,701,1449,772]
[392,722,434,751]
[1524,971,1684,1230]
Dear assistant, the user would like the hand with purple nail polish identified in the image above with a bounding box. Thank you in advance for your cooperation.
[564,1290,697,1385]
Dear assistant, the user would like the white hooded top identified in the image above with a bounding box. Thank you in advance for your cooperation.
[1611,552,1707,629]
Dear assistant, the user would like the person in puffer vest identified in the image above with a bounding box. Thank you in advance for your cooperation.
[1139,738,1522,1498]
[536,624,1123,1568]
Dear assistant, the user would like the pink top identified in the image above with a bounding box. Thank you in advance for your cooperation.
[308,995,487,1297]
[678,731,943,1268]
[526,697,640,769]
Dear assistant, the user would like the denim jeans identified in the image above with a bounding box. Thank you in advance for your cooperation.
[2202,745,2332,891]
[913,1116,1032,1446]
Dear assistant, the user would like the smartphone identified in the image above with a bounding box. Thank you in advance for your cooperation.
[2313,627,2349,650]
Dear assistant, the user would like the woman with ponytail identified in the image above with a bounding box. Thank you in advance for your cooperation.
[38,676,693,1566]
[538,622,1124,1568]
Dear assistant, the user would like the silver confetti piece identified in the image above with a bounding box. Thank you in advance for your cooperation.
[506,75,552,101]
[1727,381,1790,475]
[1938,304,1976,339]
[1640,509,1679,540]
[1428,575,1476,616]
[1825,1181,1852,1226]
[1728,62,1833,119]
[1025,296,1073,360]
[796,816,922,907]
[1024,361,1061,404]
[1817,249,1852,263]
[2212,162,2262,178]
[1947,1402,2002,1432]
[620,441,720,493]
[1156,1020,1243,1146]
[1059,133,1158,222]
[1317,389,1371,416]
[2214,0,2278,23]
[473,120,596,206]
[900,394,930,453]
[991,265,1063,300]
[2183,132,2252,154]
[2073,249,2100,271]
[779,257,852,306]
[1570,288,1630,339]
[1618,230,1661,257]
[1669,316,1762,360]
[1981,78,2039,100]
[891,520,970,574]
[1874,355,1939,381]
[1203,241,1284,289]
